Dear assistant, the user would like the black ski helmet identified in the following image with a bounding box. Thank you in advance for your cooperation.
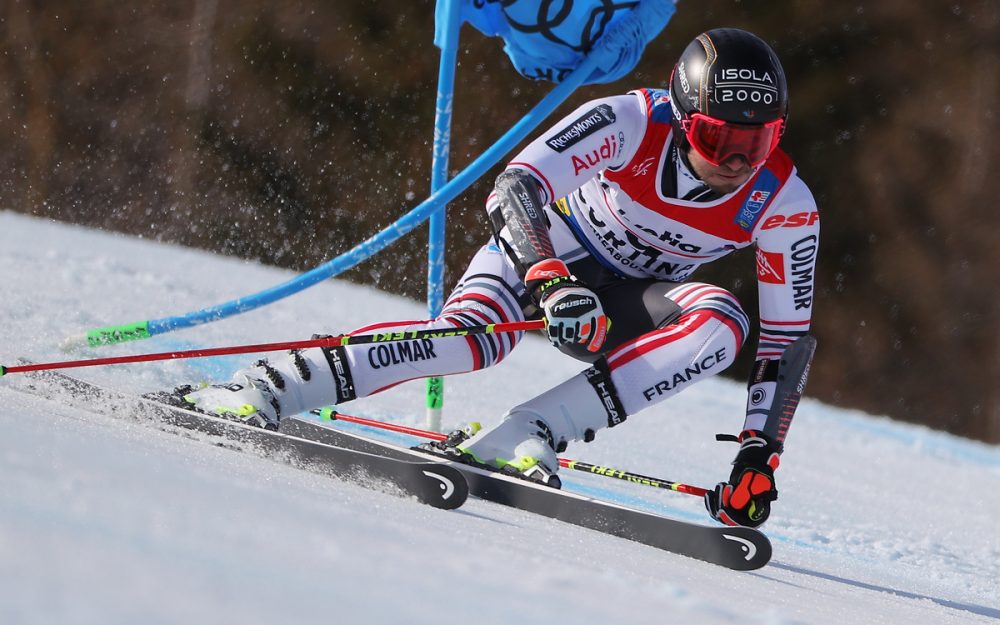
[669,28,789,148]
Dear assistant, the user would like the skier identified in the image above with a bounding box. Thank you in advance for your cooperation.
[173,28,818,528]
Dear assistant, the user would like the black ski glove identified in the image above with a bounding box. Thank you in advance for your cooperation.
[705,430,780,528]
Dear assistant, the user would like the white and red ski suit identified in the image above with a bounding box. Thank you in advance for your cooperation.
[337,88,819,441]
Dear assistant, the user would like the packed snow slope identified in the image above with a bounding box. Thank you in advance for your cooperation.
[1,210,998,625]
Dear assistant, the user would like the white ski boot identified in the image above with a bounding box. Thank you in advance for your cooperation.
[173,347,350,430]
[434,371,622,487]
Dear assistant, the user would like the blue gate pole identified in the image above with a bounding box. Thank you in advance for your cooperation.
[425,0,462,431]
[81,0,674,347]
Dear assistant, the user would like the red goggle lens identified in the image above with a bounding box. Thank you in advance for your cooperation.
[683,113,784,167]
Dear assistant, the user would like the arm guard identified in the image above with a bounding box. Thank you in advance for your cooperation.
[745,334,817,449]
[487,169,556,280]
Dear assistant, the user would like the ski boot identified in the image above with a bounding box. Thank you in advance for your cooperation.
[418,368,626,489]
[151,346,352,431]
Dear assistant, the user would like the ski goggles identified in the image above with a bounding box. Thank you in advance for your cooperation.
[681,113,784,168]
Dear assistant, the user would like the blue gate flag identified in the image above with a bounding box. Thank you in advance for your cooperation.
[435,0,673,84]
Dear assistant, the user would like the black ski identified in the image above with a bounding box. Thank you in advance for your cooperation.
[8,369,468,510]
[10,367,770,568]
[282,415,772,570]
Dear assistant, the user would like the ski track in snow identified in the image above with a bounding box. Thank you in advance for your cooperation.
[1,211,998,625]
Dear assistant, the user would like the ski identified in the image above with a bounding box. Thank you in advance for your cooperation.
[7,368,468,510]
[282,415,772,570]
[9,367,770,569]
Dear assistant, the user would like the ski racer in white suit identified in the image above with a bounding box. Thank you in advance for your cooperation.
[179,28,819,528]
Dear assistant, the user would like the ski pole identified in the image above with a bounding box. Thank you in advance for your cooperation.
[0,320,546,377]
[559,459,709,497]
[316,407,450,442]
[314,407,709,498]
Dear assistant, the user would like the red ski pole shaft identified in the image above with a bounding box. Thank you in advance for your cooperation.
[0,320,546,377]
[316,408,708,498]
[316,407,448,441]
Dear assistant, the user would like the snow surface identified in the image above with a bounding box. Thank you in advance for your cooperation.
[1,210,998,625]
